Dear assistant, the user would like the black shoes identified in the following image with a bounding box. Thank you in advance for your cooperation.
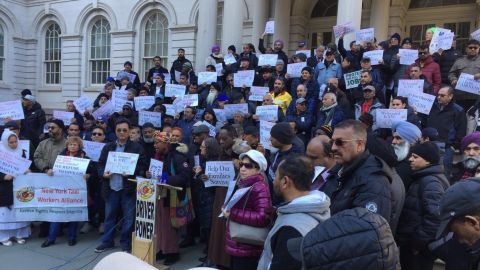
[68,239,77,246]
[41,240,55,248]
[94,243,113,253]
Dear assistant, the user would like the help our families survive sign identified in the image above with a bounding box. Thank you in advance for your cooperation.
[205,161,235,187]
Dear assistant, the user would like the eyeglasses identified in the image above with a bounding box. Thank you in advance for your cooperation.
[467,46,479,50]
[330,138,362,147]
[92,132,104,136]
[437,94,447,97]
[116,128,129,133]
[239,162,256,169]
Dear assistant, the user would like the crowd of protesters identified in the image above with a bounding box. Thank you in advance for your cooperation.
[1,25,480,270]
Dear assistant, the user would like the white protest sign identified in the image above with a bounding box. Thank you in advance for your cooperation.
[182,94,199,107]
[139,111,162,128]
[73,96,93,114]
[174,70,181,82]
[456,73,480,95]
[356,28,375,44]
[224,54,237,65]
[202,121,217,137]
[224,187,250,211]
[256,105,278,122]
[53,155,90,177]
[234,70,255,87]
[112,90,129,112]
[313,166,325,183]
[471,28,480,42]
[399,49,418,65]
[249,86,270,102]
[198,72,218,85]
[429,28,453,53]
[165,84,186,98]
[260,120,275,150]
[205,161,235,187]
[163,73,171,83]
[19,140,30,159]
[215,63,223,76]
[194,155,200,167]
[53,110,74,126]
[149,159,164,180]
[12,173,88,222]
[134,96,155,111]
[408,92,436,115]
[363,50,384,65]
[397,79,424,97]
[375,109,408,128]
[105,152,140,175]
[163,104,176,116]
[0,100,24,122]
[333,21,355,38]
[82,140,105,162]
[0,150,31,177]
[265,21,275,34]
[344,70,362,89]
[296,50,311,59]
[135,177,156,241]
[287,62,307,78]
[92,100,115,120]
[258,54,278,66]
[224,103,249,119]
[213,109,227,123]
[118,71,136,83]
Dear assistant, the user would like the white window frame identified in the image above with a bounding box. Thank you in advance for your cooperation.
[142,12,169,81]
[44,23,61,85]
[89,18,111,86]
[0,24,4,82]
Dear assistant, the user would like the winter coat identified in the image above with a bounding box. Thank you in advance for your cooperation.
[424,101,466,148]
[432,48,462,85]
[397,164,449,248]
[20,102,46,148]
[170,57,193,84]
[314,61,342,94]
[290,78,320,101]
[404,56,442,94]
[354,99,386,130]
[173,118,198,144]
[338,37,364,70]
[225,173,272,258]
[307,55,323,69]
[33,136,67,172]
[257,191,331,270]
[285,110,314,146]
[321,151,393,223]
[315,104,345,128]
[299,207,400,270]
[390,54,410,89]
[98,139,147,197]
[286,97,316,117]
[147,65,169,83]
[258,39,288,72]
[238,52,259,69]
[406,106,422,128]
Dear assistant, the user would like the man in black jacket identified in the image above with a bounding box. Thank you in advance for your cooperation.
[170,48,192,84]
[433,37,461,85]
[94,118,147,253]
[20,94,46,149]
[147,56,169,84]
[321,120,392,223]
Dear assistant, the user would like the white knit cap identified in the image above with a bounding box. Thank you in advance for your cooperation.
[239,149,268,172]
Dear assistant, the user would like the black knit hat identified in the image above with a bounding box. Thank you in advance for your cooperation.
[270,122,295,145]
[411,141,440,165]
[49,118,65,130]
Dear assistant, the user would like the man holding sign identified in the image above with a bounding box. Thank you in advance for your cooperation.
[405,45,441,94]
[95,118,147,253]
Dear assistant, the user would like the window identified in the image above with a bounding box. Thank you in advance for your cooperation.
[409,0,475,8]
[311,0,337,18]
[409,24,435,47]
[216,2,223,46]
[143,12,169,81]
[0,25,4,81]
[90,18,111,85]
[444,22,470,52]
[45,23,61,85]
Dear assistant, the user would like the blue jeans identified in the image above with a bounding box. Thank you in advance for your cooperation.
[48,222,78,242]
[101,190,136,251]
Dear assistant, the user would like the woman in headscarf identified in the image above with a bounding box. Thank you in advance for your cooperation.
[0,130,31,246]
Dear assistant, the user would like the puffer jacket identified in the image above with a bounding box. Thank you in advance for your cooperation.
[321,151,392,223]
[397,164,449,247]
[299,207,400,270]
[225,173,272,257]
[404,56,442,94]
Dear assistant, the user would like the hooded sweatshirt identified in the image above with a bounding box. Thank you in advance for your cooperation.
[257,190,331,270]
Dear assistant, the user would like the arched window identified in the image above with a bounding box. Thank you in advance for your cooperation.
[216,2,223,46]
[45,23,61,85]
[90,18,111,85]
[311,0,338,18]
[409,0,475,8]
[0,25,4,81]
[143,12,168,81]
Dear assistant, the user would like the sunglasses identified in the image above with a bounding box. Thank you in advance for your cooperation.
[116,128,129,133]
[330,138,361,147]
[92,132,104,136]
[467,46,479,50]
[239,162,256,169]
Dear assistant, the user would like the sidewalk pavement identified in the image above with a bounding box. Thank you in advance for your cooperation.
[0,225,204,270]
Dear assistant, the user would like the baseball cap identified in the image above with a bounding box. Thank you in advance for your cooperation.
[436,178,480,238]
[192,124,210,134]
[363,85,376,92]
[296,97,307,104]
[22,95,36,102]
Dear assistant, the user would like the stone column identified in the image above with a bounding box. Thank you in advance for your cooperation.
[195,0,217,72]
[221,0,244,53]
[251,0,268,44]
[273,0,291,52]
[336,0,363,46]
[370,0,391,41]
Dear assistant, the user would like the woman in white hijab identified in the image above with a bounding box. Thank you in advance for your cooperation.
[0,130,31,246]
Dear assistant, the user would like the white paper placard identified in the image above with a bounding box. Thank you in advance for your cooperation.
[105,152,140,175]
[265,21,275,34]
[215,63,223,76]
[164,104,176,116]
[375,109,408,128]
[363,50,384,65]
[149,159,164,180]
[223,187,250,211]
[198,72,218,85]
[0,150,31,176]
[287,62,307,78]
[224,54,237,65]
[295,50,311,59]
[205,161,235,187]
[82,140,105,162]
[407,92,436,115]
[53,110,74,126]
[249,86,270,102]
[53,155,90,176]
[112,90,129,112]
[397,79,424,97]
[429,28,454,54]
[19,140,30,159]
[234,70,255,87]
[258,54,278,66]
[471,28,480,42]
[134,96,155,111]
[0,100,24,122]
[256,105,278,122]
[224,103,249,119]
[333,21,355,38]
[456,73,480,95]
[165,84,186,98]
[139,111,162,128]
[355,28,375,44]
[73,96,93,114]
[260,120,275,150]
[92,100,115,120]
[344,70,362,89]
[213,109,227,123]
[399,49,419,65]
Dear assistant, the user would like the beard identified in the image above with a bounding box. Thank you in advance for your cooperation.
[463,156,480,170]
[206,92,217,106]
[393,143,410,161]
[143,137,154,143]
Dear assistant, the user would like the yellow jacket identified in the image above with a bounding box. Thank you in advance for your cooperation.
[269,90,292,114]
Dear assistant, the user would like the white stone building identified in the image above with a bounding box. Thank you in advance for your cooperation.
[0,0,478,109]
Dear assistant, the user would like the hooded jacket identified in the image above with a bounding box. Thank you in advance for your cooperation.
[321,151,393,223]
[20,102,46,148]
[257,191,331,270]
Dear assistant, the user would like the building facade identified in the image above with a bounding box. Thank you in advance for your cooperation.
[0,0,478,109]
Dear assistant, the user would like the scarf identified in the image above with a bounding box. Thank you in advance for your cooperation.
[0,130,23,157]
